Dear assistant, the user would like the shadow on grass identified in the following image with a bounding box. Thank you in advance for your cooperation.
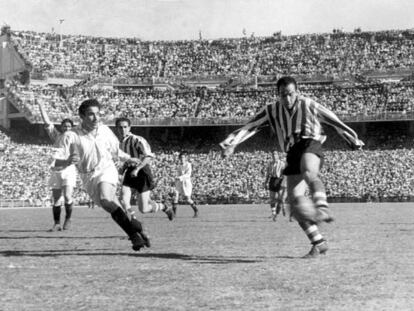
[0,235,122,240]
[0,249,296,262]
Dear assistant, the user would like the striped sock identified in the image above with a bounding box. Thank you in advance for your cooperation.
[149,200,163,213]
[309,179,328,208]
[298,222,325,245]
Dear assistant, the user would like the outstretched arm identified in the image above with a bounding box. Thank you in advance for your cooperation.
[36,98,52,125]
[220,106,269,158]
[317,103,364,150]
[36,98,60,141]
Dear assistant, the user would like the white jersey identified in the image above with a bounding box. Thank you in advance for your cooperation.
[45,124,77,189]
[175,162,193,197]
[60,124,129,175]
[59,123,130,204]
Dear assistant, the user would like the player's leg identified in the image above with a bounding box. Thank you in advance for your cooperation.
[301,153,333,222]
[184,195,198,218]
[49,188,63,231]
[137,191,174,221]
[120,185,136,218]
[172,189,179,216]
[62,184,74,230]
[269,190,277,221]
[98,182,148,250]
[287,174,328,258]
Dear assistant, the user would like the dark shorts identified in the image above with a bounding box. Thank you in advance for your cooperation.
[268,177,283,192]
[122,165,156,193]
[283,139,324,176]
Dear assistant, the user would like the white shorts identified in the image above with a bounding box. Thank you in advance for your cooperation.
[175,179,192,197]
[48,165,77,189]
[80,163,118,206]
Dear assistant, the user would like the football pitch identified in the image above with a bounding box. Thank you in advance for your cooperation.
[0,203,413,311]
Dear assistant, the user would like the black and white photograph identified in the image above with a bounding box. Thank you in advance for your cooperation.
[0,0,413,310]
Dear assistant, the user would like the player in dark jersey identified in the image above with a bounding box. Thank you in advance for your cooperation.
[115,118,174,223]
[264,151,287,221]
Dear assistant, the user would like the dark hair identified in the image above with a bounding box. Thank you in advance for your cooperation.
[276,76,297,92]
[179,151,188,158]
[78,99,100,116]
[60,118,74,127]
[115,117,131,127]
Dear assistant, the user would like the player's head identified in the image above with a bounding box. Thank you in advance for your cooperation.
[78,99,101,130]
[276,76,298,109]
[115,117,131,139]
[179,151,188,163]
[272,150,279,161]
[60,118,74,132]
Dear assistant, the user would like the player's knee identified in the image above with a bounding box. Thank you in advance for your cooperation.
[302,170,319,183]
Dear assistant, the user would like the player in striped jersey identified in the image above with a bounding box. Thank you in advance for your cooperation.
[264,151,287,221]
[173,151,199,218]
[221,76,364,258]
[115,118,174,222]
[37,99,76,232]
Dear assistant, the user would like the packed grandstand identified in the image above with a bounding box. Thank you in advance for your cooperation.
[1,26,414,206]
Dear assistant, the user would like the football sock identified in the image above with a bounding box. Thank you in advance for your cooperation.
[309,179,328,208]
[130,216,143,233]
[190,203,198,213]
[270,203,276,215]
[52,205,61,224]
[172,202,178,215]
[64,202,73,220]
[111,207,138,237]
[298,221,325,245]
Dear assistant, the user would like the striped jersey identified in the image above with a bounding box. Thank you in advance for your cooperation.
[220,95,364,152]
[267,160,284,179]
[120,133,154,160]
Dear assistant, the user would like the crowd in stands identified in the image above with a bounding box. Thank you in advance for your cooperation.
[11,29,414,80]
[1,126,413,206]
[6,81,414,123]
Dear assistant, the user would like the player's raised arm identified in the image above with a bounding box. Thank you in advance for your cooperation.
[219,106,269,158]
[53,131,79,168]
[36,98,52,125]
[316,101,365,150]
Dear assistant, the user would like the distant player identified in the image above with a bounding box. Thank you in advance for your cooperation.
[115,117,174,222]
[173,151,199,218]
[220,76,364,258]
[57,99,149,251]
[37,99,76,231]
[264,150,287,221]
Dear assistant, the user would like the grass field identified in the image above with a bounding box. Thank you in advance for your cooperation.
[0,203,413,311]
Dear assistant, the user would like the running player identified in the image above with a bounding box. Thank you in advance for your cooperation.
[220,76,364,258]
[37,99,76,231]
[264,150,287,221]
[57,99,149,251]
[173,151,199,218]
[115,117,174,222]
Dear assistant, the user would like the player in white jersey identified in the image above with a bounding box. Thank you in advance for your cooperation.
[37,99,76,231]
[264,151,287,221]
[115,117,174,222]
[173,152,199,218]
[57,99,149,251]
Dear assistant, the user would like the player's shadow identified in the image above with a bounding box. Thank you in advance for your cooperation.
[0,229,50,233]
[0,235,122,240]
[0,249,296,261]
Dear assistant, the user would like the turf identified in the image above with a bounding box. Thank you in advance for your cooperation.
[0,203,413,311]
